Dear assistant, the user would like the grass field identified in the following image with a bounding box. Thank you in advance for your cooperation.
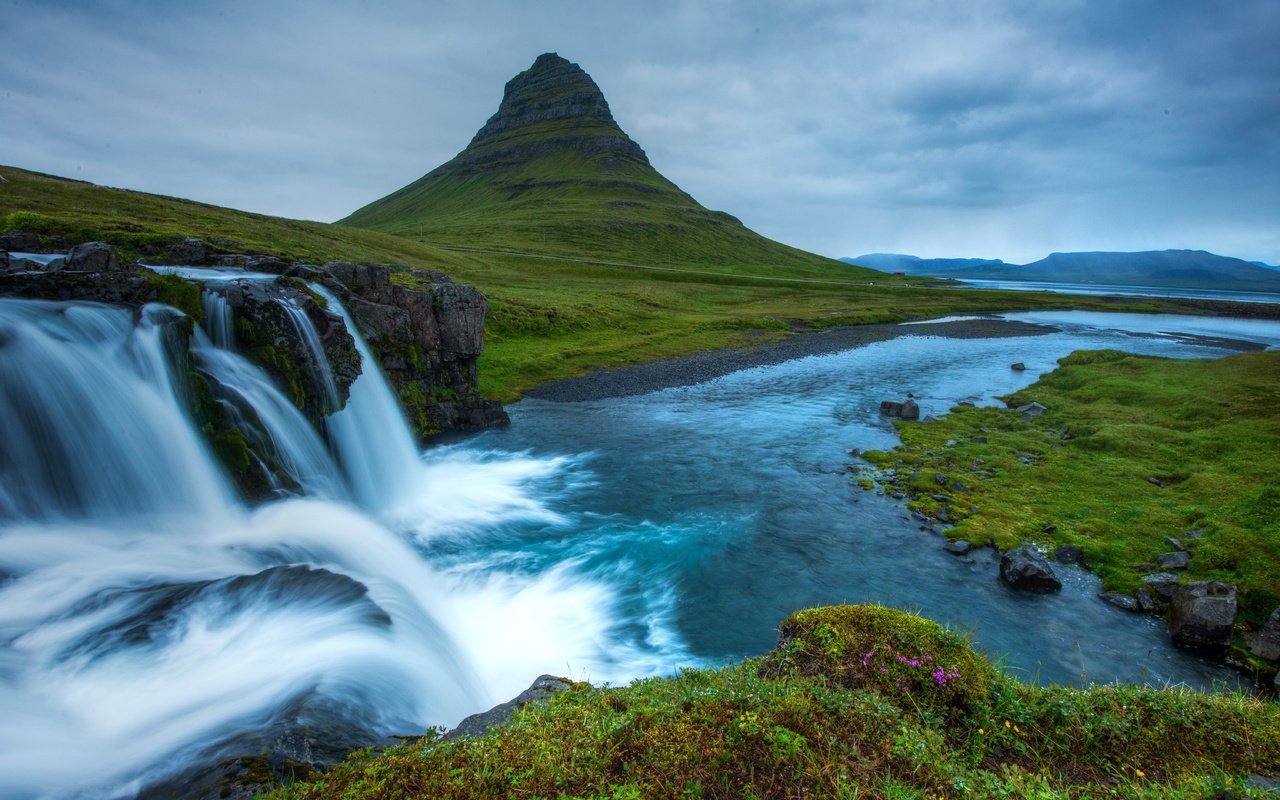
[861,350,1280,653]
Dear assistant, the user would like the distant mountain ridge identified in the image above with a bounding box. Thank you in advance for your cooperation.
[341,53,843,271]
[843,249,1280,292]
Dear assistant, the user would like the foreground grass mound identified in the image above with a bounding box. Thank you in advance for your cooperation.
[267,605,1279,799]
[861,350,1280,639]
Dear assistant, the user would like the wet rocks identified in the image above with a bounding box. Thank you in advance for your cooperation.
[1053,545,1084,565]
[321,260,509,435]
[944,540,972,556]
[1100,592,1140,612]
[1141,572,1182,601]
[880,398,920,420]
[1011,362,1026,371]
[445,675,574,740]
[999,546,1062,593]
[1136,587,1158,612]
[1250,607,1280,661]
[1168,581,1237,651]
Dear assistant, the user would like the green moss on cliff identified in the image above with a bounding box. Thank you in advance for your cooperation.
[267,605,1280,800]
[142,272,204,322]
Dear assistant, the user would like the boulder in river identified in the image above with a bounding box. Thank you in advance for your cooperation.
[444,675,574,740]
[1168,581,1237,651]
[1100,592,1139,612]
[999,546,1062,593]
[1250,607,1280,662]
[944,540,972,556]
[879,398,920,420]
[1011,362,1026,371]
[1135,587,1157,612]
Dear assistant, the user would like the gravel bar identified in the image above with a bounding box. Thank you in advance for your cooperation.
[527,317,1059,402]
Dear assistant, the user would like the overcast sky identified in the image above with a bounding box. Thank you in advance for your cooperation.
[3,0,1278,264]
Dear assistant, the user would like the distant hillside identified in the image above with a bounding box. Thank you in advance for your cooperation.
[848,249,1280,292]
[341,53,849,273]
[842,253,1004,275]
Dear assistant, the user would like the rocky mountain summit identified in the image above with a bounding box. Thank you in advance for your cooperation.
[340,53,831,269]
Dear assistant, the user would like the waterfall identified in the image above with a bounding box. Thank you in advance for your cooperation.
[201,290,234,350]
[309,284,425,515]
[0,298,234,523]
[0,276,662,799]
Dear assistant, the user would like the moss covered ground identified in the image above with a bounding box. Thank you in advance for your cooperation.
[3,165,1269,403]
[265,605,1280,799]
[859,350,1280,651]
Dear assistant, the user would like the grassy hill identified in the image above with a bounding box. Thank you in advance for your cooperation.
[339,53,848,275]
[266,605,1278,800]
[3,165,1269,403]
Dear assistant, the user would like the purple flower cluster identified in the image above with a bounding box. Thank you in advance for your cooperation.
[860,646,961,691]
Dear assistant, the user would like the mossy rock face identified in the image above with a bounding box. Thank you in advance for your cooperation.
[769,605,994,717]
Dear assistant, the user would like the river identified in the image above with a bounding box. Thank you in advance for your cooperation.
[0,292,1276,797]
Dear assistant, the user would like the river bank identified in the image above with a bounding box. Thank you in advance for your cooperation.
[527,317,1057,401]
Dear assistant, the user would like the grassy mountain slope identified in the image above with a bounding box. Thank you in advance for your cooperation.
[4,165,1271,403]
[340,53,846,275]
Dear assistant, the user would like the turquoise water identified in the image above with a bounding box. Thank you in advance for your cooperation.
[432,311,1280,689]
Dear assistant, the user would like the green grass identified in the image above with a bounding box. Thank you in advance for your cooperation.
[860,349,1280,637]
[3,165,1270,403]
[264,604,1280,799]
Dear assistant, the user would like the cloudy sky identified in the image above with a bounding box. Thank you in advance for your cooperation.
[4,0,1278,264]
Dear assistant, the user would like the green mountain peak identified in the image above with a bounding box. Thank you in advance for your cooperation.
[340,54,836,269]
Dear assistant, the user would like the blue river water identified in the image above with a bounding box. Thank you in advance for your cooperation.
[426,310,1280,691]
[954,278,1280,305]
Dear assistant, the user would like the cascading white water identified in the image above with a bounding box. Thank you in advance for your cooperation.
[0,298,234,523]
[0,283,673,799]
[200,290,234,350]
[309,284,424,515]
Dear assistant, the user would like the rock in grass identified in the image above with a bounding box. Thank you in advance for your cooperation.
[999,546,1061,593]
[1100,592,1140,612]
[1250,607,1280,662]
[1157,550,1190,570]
[1016,401,1046,420]
[1141,572,1181,600]
[444,675,575,740]
[1168,581,1237,652]
[1053,545,1083,565]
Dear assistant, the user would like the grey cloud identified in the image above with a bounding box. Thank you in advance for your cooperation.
[0,0,1276,263]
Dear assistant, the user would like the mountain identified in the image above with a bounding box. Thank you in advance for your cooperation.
[842,253,1004,274]
[1250,260,1280,271]
[340,53,840,271]
[847,249,1280,292]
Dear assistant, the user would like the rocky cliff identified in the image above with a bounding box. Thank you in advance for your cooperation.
[0,236,507,445]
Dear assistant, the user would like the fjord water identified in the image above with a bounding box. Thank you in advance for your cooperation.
[0,295,1277,798]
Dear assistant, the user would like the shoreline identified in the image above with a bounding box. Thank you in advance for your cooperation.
[526,317,1058,402]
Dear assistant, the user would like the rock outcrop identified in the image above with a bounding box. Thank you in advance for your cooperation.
[1250,607,1280,661]
[999,546,1062,593]
[444,675,575,741]
[1168,581,1237,651]
[318,260,509,435]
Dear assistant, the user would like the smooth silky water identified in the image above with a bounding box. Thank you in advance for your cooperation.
[1,288,1277,798]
